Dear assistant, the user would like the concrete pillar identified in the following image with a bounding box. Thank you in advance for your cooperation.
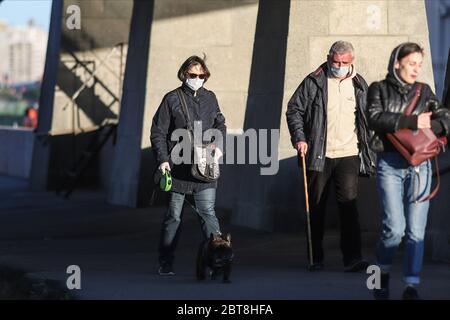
[431,52,450,262]
[107,0,155,207]
[425,0,450,99]
[231,0,291,231]
[430,153,450,262]
[29,0,64,191]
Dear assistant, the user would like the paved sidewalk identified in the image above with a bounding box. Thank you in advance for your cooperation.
[0,175,449,300]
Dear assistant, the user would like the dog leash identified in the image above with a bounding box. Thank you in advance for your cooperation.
[183,197,199,214]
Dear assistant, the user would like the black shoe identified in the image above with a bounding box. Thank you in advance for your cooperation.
[308,262,324,272]
[402,286,420,300]
[158,264,175,276]
[373,273,390,300]
[344,259,370,273]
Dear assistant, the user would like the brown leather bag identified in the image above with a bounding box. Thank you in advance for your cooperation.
[386,83,447,201]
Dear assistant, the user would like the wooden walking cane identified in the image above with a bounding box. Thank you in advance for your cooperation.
[301,154,314,268]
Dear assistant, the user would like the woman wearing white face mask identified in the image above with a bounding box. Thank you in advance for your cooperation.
[150,55,227,276]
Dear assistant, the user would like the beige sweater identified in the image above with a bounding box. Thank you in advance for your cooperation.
[325,66,359,159]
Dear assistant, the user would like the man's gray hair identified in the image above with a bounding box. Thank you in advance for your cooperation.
[329,41,354,57]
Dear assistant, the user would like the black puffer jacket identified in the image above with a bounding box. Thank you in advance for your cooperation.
[286,63,376,175]
[367,45,450,153]
[150,84,226,194]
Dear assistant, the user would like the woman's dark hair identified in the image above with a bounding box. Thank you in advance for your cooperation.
[177,55,211,83]
[397,42,424,61]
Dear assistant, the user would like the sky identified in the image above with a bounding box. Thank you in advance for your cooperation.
[0,0,52,31]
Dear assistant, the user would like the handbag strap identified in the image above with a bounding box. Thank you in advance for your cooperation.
[404,83,423,116]
[416,156,440,203]
[406,83,442,202]
[176,88,193,131]
[176,88,194,141]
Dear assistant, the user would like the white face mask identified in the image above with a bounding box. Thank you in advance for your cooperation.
[185,77,204,91]
[330,65,350,78]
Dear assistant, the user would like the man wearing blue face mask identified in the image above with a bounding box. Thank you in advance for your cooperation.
[286,41,376,272]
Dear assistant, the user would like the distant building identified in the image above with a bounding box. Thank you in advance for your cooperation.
[0,20,8,86]
[0,19,48,86]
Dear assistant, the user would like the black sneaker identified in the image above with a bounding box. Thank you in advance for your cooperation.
[308,262,324,272]
[402,286,420,300]
[158,264,175,276]
[344,259,370,273]
[373,273,390,300]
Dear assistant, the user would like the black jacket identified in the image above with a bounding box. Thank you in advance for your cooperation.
[150,84,226,194]
[286,63,376,175]
[367,45,450,153]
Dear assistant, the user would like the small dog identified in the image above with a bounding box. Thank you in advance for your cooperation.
[196,233,233,283]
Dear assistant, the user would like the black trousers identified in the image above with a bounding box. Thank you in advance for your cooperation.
[306,156,363,266]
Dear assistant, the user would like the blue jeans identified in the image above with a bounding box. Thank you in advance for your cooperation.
[158,188,221,265]
[375,152,432,285]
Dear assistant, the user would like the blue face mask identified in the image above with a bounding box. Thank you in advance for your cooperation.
[330,65,350,78]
